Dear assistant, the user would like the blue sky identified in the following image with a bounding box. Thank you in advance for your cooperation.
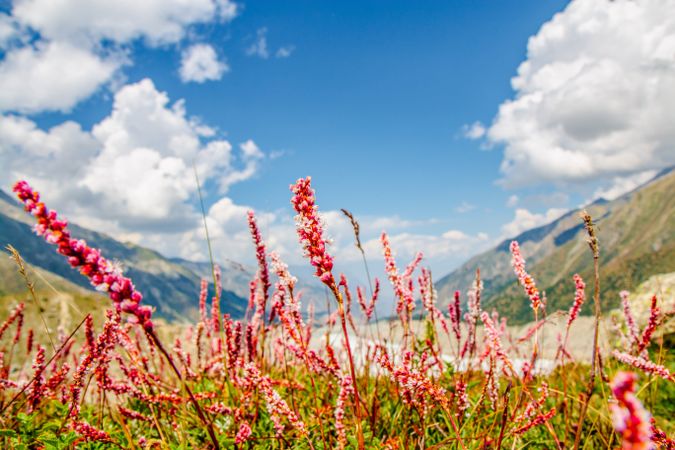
[2,0,674,285]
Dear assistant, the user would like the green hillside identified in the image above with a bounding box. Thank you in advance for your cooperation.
[436,169,675,323]
[0,191,247,322]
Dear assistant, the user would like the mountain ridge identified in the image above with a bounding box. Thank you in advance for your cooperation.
[435,168,675,323]
[0,191,248,321]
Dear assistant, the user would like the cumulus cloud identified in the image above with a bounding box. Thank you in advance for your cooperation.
[485,0,675,188]
[179,44,229,83]
[501,208,568,240]
[0,0,238,112]
[11,0,237,45]
[0,41,121,113]
[1,78,264,236]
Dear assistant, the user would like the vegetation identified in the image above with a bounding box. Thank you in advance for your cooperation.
[0,178,673,449]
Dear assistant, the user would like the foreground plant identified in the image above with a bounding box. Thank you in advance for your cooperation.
[0,177,672,449]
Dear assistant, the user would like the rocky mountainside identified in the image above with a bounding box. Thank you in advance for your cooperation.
[0,190,247,322]
[435,169,675,323]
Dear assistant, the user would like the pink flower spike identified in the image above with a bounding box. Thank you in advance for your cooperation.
[510,241,541,312]
[12,181,152,330]
[610,371,654,450]
[621,290,640,347]
[567,274,586,328]
[290,177,336,287]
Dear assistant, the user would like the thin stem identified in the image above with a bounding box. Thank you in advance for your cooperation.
[148,330,220,450]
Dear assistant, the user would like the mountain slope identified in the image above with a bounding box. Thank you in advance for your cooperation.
[435,169,675,323]
[0,191,247,322]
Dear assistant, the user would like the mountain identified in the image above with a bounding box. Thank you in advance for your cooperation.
[0,191,248,322]
[435,169,675,324]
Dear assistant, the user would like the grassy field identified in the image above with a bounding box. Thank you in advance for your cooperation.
[0,178,673,449]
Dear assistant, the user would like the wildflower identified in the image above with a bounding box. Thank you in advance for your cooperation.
[480,311,513,374]
[356,278,380,321]
[199,278,208,325]
[235,422,253,444]
[381,232,418,317]
[513,408,556,435]
[650,418,675,450]
[449,291,462,341]
[567,274,586,328]
[610,372,653,450]
[621,291,640,346]
[0,303,24,341]
[509,241,541,311]
[455,379,469,417]
[72,420,111,442]
[244,363,307,437]
[335,375,354,449]
[12,181,152,330]
[248,210,271,298]
[612,351,673,381]
[290,176,335,286]
[638,296,660,356]
[27,345,46,412]
[270,251,297,290]
[211,265,222,333]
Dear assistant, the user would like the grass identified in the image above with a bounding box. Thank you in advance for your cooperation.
[0,178,673,449]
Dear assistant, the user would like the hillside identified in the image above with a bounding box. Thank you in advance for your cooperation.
[0,190,247,322]
[435,169,675,323]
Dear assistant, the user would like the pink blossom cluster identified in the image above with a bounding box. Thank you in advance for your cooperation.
[248,211,271,333]
[244,363,307,437]
[235,422,253,444]
[356,278,380,321]
[610,372,654,450]
[270,251,297,290]
[638,295,660,355]
[381,232,420,317]
[448,291,462,341]
[480,311,513,374]
[290,177,335,286]
[612,351,672,381]
[509,241,541,311]
[513,408,556,435]
[72,420,111,442]
[621,290,640,346]
[12,181,152,330]
[567,274,586,328]
[0,303,24,343]
[455,379,469,417]
[335,375,354,449]
[375,347,449,414]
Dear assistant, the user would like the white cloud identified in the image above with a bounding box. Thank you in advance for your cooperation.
[179,44,229,83]
[1,78,263,236]
[455,201,475,213]
[486,0,675,189]
[0,41,121,113]
[0,0,239,113]
[0,13,23,48]
[506,195,519,208]
[591,170,658,201]
[246,27,269,59]
[12,0,238,45]
[275,46,295,58]
[462,121,486,140]
[501,208,567,240]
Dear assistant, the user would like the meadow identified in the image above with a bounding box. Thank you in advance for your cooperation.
[0,178,673,449]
